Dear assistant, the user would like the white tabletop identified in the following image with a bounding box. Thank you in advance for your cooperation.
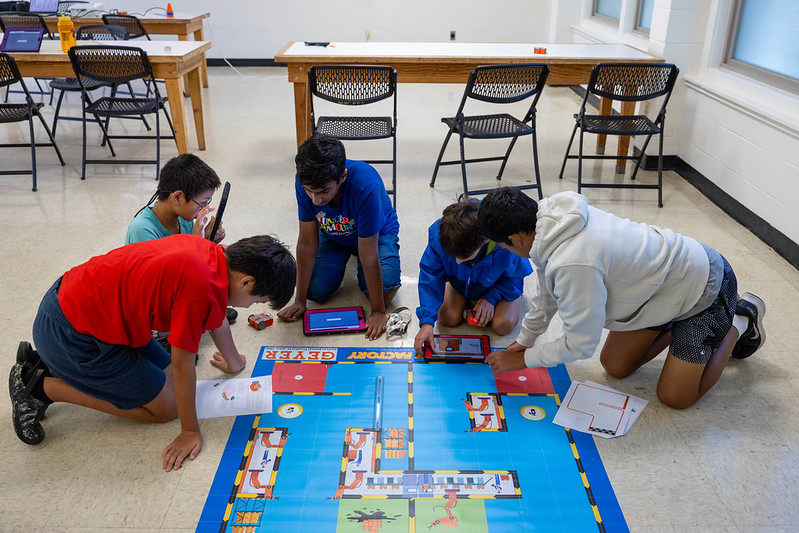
[27,39,211,57]
[279,41,655,60]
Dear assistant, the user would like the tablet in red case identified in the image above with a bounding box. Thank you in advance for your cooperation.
[422,334,490,362]
[303,306,367,336]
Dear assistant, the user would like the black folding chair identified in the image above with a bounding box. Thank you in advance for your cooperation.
[100,14,150,40]
[49,25,152,138]
[0,53,65,191]
[430,64,550,199]
[558,62,679,207]
[68,45,176,180]
[309,64,398,209]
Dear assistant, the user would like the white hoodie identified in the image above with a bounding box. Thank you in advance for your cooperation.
[518,192,709,368]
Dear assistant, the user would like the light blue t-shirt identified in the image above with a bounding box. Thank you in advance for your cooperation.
[125,207,195,244]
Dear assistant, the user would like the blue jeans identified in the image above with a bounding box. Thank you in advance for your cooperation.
[307,231,401,303]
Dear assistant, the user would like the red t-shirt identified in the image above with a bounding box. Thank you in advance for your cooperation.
[58,234,228,353]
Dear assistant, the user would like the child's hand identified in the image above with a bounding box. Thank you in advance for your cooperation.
[210,221,225,243]
[472,299,495,327]
[277,301,306,322]
[365,311,387,341]
[414,324,436,355]
[485,349,527,374]
[192,205,215,238]
[162,429,203,472]
[210,351,246,374]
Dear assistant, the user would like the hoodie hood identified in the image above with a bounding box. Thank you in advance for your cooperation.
[530,191,588,268]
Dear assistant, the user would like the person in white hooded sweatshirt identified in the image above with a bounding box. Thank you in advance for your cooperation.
[477,187,766,409]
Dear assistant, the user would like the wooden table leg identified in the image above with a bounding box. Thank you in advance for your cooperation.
[165,77,189,154]
[616,100,636,173]
[186,66,206,150]
[194,27,209,88]
[596,96,612,155]
[178,34,192,98]
[292,80,311,147]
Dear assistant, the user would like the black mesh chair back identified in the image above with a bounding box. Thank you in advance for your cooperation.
[76,24,129,41]
[101,14,150,40]
[558,62,679,207]
[0,53,65,191]
[309,65,398,208]
[49,25,139,139]
[67,45,175,180]
[0,12,51,37]
[430,63,550,198]
[70,45,152,85]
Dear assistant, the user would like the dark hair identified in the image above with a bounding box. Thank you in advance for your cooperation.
[157,154,222,201]
[295,133,346,189]
[438,195,485,259]
[477,187,538,245]
[225,235,297,309]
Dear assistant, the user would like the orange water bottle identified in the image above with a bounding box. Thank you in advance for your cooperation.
[57,16,77,53]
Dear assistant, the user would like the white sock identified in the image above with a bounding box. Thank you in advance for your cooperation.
[733,314,749,337]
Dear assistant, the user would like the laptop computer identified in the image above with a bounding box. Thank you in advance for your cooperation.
[27,0,59,13]
[0,27,45,52]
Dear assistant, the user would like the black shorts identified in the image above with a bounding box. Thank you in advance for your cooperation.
[666,257,737,364]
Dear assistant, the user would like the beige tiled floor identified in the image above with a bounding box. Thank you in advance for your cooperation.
[2,68,798,532]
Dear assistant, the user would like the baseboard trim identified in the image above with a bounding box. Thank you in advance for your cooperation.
[207,58,286,67]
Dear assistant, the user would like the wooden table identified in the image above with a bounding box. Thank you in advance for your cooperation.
[10,40,211,154]
[275,41,662,166]
[41,12,211,87]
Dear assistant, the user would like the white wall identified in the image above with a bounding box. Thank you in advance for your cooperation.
[110,0,551,59]
[565,0,799,248]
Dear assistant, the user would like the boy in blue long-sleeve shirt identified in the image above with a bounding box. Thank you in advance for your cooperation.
[414,196,533,354]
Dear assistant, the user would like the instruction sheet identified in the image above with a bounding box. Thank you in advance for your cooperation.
[195,376,273,419]
[552,380,647,438]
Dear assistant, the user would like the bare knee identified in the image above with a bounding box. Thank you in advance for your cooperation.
[438,309,462,328]
[600,352,635,379]
[490,317,514,337]
[656,386,698,410]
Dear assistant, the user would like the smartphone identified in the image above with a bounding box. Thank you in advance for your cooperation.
[303,306,367,336]
[208,181,230,242]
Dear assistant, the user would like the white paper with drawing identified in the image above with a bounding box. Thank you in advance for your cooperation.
[552,380,647,438]
[195,376,273,419]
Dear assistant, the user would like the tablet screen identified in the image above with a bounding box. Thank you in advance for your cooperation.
[307,308,362,332]
[424,335,490,361]
[0,29,44,52]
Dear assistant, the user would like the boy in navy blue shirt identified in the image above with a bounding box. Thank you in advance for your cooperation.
[414,196,532,354]
[277,134,401,340]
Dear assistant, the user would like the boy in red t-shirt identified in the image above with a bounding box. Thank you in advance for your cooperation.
[9,234,296,472]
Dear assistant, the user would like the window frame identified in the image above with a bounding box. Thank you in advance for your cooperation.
[722,0,799,95]
[633,0,653,36]
[592,0,622,25]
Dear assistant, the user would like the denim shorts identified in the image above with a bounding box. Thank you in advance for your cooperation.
[307,231,401,303]
[31,278,170,410]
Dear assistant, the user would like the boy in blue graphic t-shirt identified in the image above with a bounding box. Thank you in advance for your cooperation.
[277,134,401,340]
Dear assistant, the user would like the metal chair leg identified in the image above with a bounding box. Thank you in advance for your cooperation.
[559,122,580,179]
[531,129,543,200]
[458,131,469,196]
[27,109,37,192]
[430,128,454,187]
[496,136,520,180]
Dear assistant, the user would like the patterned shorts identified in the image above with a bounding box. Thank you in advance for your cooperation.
[668,257,737,364]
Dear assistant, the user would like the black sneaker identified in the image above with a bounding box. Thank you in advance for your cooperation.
[226,307,238,325]
[16,341,41,368]
[732,292,766,359]
[9,362,48,445]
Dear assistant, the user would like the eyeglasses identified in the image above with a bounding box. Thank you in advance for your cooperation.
[188,196,213,208]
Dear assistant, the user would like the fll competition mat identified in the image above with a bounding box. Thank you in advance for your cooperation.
[198,346,628,532]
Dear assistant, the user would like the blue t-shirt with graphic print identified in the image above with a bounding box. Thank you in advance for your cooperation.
[295,159,399,248]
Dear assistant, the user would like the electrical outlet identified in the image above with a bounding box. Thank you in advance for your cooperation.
[450,30,456,41]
